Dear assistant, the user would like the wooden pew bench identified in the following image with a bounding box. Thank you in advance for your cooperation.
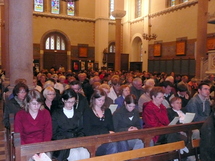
[11,121,204,161]
[79,141,185,161]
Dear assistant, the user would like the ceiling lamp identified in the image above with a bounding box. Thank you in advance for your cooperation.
[142,33,157,41]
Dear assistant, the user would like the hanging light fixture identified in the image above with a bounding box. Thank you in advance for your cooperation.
[142,33,157,41]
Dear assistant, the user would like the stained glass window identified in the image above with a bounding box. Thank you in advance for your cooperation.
[45,34,66,51]
[67,2,75,16]
[51,0,60,14]
[171,0,176,6]
[135,0,142,18]
[110,0,115,20]
[34,0,43,12]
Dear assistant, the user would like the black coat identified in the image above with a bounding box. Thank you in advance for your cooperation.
[200,113,215,161]
[52,108,84,160]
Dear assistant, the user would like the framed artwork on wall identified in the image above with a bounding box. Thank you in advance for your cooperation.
[207,37,215,50]
[78,46,88,58]
[87,62,93,70]
[72,61,80,71]
[153,44,162,57]
[81,61,85,70]
[176,41,186,55]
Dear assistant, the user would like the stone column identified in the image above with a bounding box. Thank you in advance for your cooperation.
[112,0,126,71]
[8,0,33,87]
[195,0,208,78]
[95,0,109,69]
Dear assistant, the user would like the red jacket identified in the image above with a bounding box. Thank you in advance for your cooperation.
[142,101,169,142]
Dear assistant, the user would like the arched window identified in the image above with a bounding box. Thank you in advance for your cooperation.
[135,0,142,18]
[45,33,66,51]
[51,0,60,14]
[110,0,115,20]
[67,2,75,16]
[34,0,44,12]
[109,42,115,53]
[170,0,176,7]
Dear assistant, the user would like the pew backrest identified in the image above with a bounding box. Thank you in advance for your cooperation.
[12,121,204,161]
[79,141,185,161]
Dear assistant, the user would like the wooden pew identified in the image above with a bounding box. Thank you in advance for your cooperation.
[12,121,204,161]
[79,141,185,161]
[192,139,200,161]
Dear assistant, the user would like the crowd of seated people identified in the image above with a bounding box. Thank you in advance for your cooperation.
[2,68,215,161]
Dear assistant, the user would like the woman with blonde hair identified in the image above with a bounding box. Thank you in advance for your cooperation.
[43,86,59,114]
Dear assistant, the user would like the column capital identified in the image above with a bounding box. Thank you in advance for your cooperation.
[111,10,126,19]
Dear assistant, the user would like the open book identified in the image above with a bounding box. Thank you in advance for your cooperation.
[109,104,118,114]
[169,113,195,125]
[181,113,195,124]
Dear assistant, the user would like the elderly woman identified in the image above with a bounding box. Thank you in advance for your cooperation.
[143,87,188,155]
[43,86,59,115]
[3,82,29,128]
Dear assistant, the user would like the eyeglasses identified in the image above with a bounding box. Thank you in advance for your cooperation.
[65,101,76,104]
[47,94,56,96]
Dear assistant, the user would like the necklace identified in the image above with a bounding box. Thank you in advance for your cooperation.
[93,109,105,121]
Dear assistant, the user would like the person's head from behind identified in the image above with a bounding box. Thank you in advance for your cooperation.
[24,89,44,113]
[144,85,153,96]
[61,88,77,110]
[99,84,110,95]
[170,97,182,111]
[44,80,55,89]
[124,94,137,112]
[198,82,210,99]
[13,82,29,101]
[119,85,130,97]
[150,87,165,106]
[132,78,142,90]
[43,86,56,102]
[90,88,106,110]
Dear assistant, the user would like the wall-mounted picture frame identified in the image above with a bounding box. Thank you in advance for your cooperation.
[81,61,86,70]
[78,46,88,58]
[207,37,215,50]
[176,41,186,56]
[72,61,80,71]
[87,62,94,70]
[153,44,162,57]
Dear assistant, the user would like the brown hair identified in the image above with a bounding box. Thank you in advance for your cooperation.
[90,88,107,110]
[124,94,137,105]
[150,87,165,99]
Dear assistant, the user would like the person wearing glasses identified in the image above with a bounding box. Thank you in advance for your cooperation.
[83,88,128,156]
[14,89,52,160]
[43,86,59,115]
[52,88,89,161]
[3,82,29,129]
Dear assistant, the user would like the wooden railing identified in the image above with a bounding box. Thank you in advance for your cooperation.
[11,121,203,161]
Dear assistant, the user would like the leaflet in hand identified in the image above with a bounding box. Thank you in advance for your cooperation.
[181,113,195,124]
[169,117,179,125]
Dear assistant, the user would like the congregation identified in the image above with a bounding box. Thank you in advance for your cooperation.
[2,68,215,161]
